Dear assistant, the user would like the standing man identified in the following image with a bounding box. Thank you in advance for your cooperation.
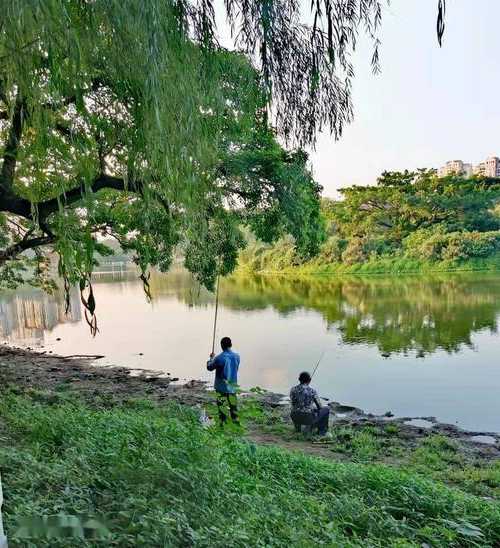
[207,337,240,425]
[290,371,330,437]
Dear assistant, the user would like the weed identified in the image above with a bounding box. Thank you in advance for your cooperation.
[0,394,499,547]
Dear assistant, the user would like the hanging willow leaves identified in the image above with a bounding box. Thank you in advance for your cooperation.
[437,0,446,47]
[80,277,98,337]
[0,1,447,327]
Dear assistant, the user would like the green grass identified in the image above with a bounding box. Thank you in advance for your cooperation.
[241,252,500,277]
[245,405,500,500]
[0,394,499,547]
[409,436,500,499]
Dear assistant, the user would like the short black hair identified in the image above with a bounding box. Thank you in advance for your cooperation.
[221,337,232,350]
[298,371,311,384]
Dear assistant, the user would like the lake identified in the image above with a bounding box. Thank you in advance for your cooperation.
[1,268,500,433]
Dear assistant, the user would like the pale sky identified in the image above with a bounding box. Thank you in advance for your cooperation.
[310,1,500,196]
[215,1,500,197]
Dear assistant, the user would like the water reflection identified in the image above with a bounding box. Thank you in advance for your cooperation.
[2,269,500,430]
[149,271,500,357]
[2,269,499,357]
[0,287,81,345]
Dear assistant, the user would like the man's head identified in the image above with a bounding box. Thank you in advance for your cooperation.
[221,337,232,351]
[298,371,311,385]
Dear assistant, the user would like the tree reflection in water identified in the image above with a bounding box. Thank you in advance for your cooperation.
[2,269,500,357]
[155,272,500,357]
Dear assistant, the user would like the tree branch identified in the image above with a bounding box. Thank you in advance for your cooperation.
[37,174,142,219]
[1,90,26,192]
[0,174,139,266]
[0,233,55,266]
[0,173,142,220]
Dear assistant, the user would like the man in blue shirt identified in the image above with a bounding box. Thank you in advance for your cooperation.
[207,336,240,425]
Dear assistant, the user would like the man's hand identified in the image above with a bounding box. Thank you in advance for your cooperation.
[207,352,216,371]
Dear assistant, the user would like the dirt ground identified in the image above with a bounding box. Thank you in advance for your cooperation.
[1,345,499,464]
[0,345,213,407]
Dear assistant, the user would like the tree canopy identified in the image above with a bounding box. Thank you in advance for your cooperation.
[0,0,391,327]
[322,171,500,265]
[0,1,451,331]
[240,170,500,272]
[330,170,500,240]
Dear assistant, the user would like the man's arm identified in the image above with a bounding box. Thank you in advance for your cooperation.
[207,352,217,371]
[313,389,323,410]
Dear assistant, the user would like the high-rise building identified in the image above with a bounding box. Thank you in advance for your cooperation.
[439,156,500,178]
[481,156,500,177]
[438,160,473,177]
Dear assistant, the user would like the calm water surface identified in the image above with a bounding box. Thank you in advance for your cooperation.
[1,269,500,432]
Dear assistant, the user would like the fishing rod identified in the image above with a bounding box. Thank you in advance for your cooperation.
[211,274,220,354]
[311,349,326,379]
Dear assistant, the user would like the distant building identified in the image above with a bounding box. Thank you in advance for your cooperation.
[475,156,500,177]
[439,156,500,178]
[473,162,485,176]
[438,160,473,177]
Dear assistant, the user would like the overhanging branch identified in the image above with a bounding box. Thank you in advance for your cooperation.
[37,174,142,219]
[0,233,55,265]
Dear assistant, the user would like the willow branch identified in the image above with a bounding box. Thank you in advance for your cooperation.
[0,233,55,265]
[36,174,142,219]
[1,90,26,191]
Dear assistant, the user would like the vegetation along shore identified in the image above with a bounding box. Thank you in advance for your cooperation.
[238,171,500,276]
[0,346,498,546]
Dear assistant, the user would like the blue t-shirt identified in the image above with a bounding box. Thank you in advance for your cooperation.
[207,349,240,394]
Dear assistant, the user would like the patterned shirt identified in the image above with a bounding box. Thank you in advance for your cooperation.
[290,384,320,413]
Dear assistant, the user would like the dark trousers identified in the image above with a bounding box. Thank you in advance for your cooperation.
[216,392,239,425]
[291,407,330,435]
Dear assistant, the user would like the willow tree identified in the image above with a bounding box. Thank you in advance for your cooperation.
[0,0,390,325]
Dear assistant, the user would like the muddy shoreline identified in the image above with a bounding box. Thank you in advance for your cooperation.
[1,345,499,461]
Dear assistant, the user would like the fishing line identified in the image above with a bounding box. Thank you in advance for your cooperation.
[311,349,326,378]
[310,343,345,379]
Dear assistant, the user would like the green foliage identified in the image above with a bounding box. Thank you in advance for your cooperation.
[0,0,386,296]
[1,393,500,547]
[316,235,347,263]
[221,272,500,356]
[411,436,463,470]
[326,426,387,462]
[0,1,331,297]
[405,229,500,262]
[241,170,500,274]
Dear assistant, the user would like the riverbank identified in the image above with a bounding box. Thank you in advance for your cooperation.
[237,253,500,278]
[0,347,499,545]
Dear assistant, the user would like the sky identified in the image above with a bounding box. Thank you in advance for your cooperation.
[215,1,500,197]
[309,1,500,196]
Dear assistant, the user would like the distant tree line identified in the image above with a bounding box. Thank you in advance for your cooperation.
[239,170,500,272]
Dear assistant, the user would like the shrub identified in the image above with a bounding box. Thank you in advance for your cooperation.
[404,229,500,262]
[317,236,346,263]
[341,237,368,265]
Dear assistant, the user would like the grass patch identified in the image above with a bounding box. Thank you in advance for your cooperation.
[1,393,499,547]
[241,252,500,277]
[411,435,463,468]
